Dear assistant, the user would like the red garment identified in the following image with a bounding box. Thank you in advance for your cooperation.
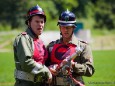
[50,43,76,65]
[33,38,48,64]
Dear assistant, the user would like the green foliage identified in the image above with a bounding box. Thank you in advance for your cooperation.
[54,0,79,13]
[0,23,11,31]
[0,0,115,30]
[0,0,29,29]
[53,0,88,18]
[45,19,59,31]
[94,0,115,30]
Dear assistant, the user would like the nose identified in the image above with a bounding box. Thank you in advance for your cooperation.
[38,22,43,27]
[64,27,68,31]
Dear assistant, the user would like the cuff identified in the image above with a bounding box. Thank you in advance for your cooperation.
[31,62,43,74]
[74,63,86,75]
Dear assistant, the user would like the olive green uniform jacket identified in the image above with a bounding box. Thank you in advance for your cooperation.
[13,28,51,86]
[13,28,41,73]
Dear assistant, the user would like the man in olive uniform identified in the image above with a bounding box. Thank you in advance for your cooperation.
[13,5,52,86]
[46,10,95,86]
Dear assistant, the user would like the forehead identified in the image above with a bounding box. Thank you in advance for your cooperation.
[60,26,74,28]
[31,15,44,20]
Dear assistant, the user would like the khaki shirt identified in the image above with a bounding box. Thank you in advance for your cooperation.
[46,35,95,84]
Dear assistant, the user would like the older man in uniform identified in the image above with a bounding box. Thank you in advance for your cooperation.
[46,10,95,86]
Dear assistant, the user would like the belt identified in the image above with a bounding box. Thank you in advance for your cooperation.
[55,76,69,85]
[14,69,36,82]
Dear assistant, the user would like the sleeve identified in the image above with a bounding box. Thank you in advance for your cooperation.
[15,35,43,74]
[73,44,95,77]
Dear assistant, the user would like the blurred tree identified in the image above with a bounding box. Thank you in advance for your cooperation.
[93,0,115,30]
[0,0,115,30]
[0,0,58,29]
[0,0,29,29]
[53,0,89,18]
[35,0,58,20]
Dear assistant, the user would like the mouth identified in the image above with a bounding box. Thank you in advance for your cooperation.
[64,33,69,35]
[37,28,42,30]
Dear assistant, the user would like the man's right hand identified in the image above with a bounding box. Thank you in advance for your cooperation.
[36,65,52,83]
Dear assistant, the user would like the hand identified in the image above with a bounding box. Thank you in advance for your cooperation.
[36,65,52,83]
[45,65,52,80]
[59,56,70,67]
[43,65,52,84]
[48,64,58,76]
[61,58,71,71]
[62,59,75,70]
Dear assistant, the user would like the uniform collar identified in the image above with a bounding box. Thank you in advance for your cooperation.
[59,34,79,45]
[26,27,38,39]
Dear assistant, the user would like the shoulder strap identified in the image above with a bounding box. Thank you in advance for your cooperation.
[21,32,34,54]
[21,32,27,35]
[80,40,88,44]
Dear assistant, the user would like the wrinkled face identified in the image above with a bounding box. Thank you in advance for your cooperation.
[60,26,74,39]
[29,15,45,36]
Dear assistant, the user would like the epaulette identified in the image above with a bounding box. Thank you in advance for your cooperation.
[48,40,59,47]
[49,41,56,45]
[50,39,60,44]
[47,41,55,48]
[21,32,27,35]
[79,40,88,44]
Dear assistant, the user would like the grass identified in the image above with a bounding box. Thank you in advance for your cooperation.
[0,50,115,86]
[0,52,15,86]
[84,50,115,86]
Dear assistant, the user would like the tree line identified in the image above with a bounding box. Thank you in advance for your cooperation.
[0,0,115,30]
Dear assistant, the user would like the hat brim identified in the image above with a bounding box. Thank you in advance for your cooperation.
[58,23,76,27]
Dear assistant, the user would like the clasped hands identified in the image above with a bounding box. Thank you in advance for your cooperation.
[48,58,75,76]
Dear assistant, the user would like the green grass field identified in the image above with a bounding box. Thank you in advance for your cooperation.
[0,50,115,86]
[84,50,115,86]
